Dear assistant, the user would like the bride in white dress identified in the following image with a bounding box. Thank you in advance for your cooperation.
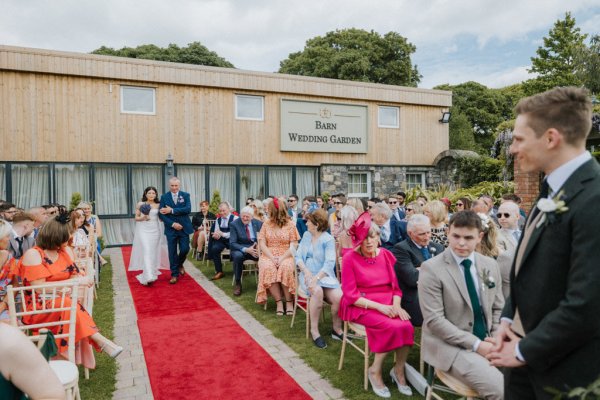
[128,186,170,285]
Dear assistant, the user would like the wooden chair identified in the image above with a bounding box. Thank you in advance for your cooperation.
[425,366,479,400]
[6,281,82,400]
[289,266,311,338]
[202,219,216,266]
[231,247,260,286]
[338,321,370,390]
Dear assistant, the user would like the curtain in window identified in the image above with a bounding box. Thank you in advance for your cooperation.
[296,168,318,200]
[54,164,90,207]
[209,167,236,209]
[11,164,49,209]
[131,166,162,209]
[239,167,265,205]
[177,166,206,212]
[268,168,292,198]
[102,218,135,246]
[0,165,5,200]
[94,166,128,215]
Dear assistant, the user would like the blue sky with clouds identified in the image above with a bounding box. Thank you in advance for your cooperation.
[1,0,599,89]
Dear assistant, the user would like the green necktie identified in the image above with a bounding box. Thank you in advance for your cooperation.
[461,259,487,340]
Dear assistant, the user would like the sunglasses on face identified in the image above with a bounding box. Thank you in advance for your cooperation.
[388,201,398,204]
[455,203,464,207]
[406,208,414,212]
[496,213,512,218]
[334,201,342,205]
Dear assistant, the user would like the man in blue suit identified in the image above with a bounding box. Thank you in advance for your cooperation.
[229,206,263,296]
[159,177,194,284]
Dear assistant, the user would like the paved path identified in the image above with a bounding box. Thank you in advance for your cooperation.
[108,248,345,400]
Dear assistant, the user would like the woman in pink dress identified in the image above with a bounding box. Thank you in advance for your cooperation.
[256,197,300,315]
[339,212,414,398]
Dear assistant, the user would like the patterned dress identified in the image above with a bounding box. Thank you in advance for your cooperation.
[431,224,449,248]
[20,247,99,354]
[256,220,300,304]
[0,253,18,321]
[339,248,414,353]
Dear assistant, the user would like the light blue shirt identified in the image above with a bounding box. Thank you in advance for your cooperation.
[295,231,339,293]
[546,151,592,197]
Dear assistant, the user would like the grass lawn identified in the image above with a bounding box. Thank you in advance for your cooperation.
[189,255,425,400]
[79,258,117,400]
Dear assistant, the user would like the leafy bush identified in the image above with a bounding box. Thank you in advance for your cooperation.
[454,156,505,188]
[405,181,514,205]
[209,190,221,215]
[69,192,82,211]
[321,191,331,204]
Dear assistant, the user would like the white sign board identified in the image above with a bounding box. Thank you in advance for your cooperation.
[280,99,368,153]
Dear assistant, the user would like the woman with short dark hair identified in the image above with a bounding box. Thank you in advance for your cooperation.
[295,209,343,348]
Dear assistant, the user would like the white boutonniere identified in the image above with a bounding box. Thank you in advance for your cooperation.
[480,268,496,289]
[178,196,184,204]
[536,190,568,228]
[429,246,438,256]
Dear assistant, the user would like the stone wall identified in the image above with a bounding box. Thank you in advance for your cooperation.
[320,164,441,199]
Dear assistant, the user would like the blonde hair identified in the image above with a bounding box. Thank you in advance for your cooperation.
[423,200,447,225]
[346,198,364,213]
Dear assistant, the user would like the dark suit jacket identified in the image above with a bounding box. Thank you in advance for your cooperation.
[380,219,407,250]
[503,159,600,392]
[392,239,444,326]
[229,218,263,253]
[158,191,194,235]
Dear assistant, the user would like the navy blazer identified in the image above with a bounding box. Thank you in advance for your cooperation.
[158,191,194,235]
[380,219,407,250]
[229,218,263,253]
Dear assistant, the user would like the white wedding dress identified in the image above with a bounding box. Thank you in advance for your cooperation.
[128,207,170,285]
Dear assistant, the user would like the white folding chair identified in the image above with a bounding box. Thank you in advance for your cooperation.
[6,281,82,400]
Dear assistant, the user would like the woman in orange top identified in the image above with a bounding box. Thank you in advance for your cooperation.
[256,197,300,315]
[19,213,122,358]
[0,220,19,321]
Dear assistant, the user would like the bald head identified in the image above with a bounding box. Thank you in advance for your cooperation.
[497,201,520,230]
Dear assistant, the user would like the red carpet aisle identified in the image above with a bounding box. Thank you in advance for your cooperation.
[121,247,312,400]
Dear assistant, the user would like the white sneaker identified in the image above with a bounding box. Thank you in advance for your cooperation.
[390,368,413,396]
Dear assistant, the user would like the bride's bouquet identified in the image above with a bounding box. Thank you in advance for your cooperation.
[139,203,152,215]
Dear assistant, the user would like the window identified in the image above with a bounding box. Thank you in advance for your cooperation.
[235,94,264,120]
[11,164,50,209]
[95,166,128,215]
[240,167,265,207]
[378,106,399,128]
[54,164,90,206]
[348,172,371,197]
[121,86,155,115]
[296,168,318,201]
[406,173,425,189]
[268,168,292,198]
[0,165,5,200]
[131,165,162,211]
[178,166,206,212]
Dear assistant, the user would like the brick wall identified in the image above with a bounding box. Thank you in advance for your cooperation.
[513,157,541,211]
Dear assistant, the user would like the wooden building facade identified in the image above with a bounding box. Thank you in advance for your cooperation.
[0,45,451,245]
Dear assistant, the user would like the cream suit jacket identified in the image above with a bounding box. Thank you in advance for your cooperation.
[418,249,504,371]
[496,228,518,254]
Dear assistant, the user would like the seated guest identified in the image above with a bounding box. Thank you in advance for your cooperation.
[419,210,504,399]
[191,200,216,255]
[453,197,472,214]
[20,214,123,359]
[295,209,343,348]
[337,205,359,259]
[251,199,266,222]
[287,194,300,224]
[367,197,382,213]
[496,248,514,301]
[69,209,93,260]
[500,193,526,229]
[208,202,238,281]
[328,194,346,239]
[403,201,422,221]
[316,196,325,210]
[346,197,365,213]
[495,201,521,254]
[8,212,36,260]
[369,202,405,250]
[476,213,500,259]
[0,203,18,223]
[26,207,47,237]
[424,200,449,248]
[78,201,107,266]
[296,196,317,238]
[391,214,444,327]
[256,197,300,316]
[0,323,65,400]
[470,199,487,214]
[229,206,262,296]
[1,220,19,321]
[387,194,405,222]
[340,212,414,397]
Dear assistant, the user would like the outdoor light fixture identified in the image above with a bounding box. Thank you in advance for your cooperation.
[166,153,174,176]
[439,111,451,123]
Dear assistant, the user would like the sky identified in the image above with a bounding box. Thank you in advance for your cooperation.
[1,0,599,89]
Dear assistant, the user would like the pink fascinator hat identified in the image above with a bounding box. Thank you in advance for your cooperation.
[348,212,372,248]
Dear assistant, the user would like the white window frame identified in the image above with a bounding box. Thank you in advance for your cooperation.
[120,86,156,115]
[348,172,371,198]
[405,173,426,189]
[377,106,399,128]
[235,94,264,121]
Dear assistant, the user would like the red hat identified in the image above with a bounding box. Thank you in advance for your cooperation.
[348,212,372,248]
[441,197,451,208]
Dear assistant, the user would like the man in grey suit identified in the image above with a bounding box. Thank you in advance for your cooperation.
[419,210,504,399]
[391,214,443,326]
[488,87,600,398]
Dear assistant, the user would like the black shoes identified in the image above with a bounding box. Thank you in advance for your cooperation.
[331,330,346,341]
[313,336,327,349]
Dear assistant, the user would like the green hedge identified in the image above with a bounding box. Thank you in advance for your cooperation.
[454,156,505,188]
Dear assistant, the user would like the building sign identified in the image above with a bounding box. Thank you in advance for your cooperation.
[280,99,368,153]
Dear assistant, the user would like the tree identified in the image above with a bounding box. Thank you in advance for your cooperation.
[448,111,476,151]
[575,34,600,95]
[91,42,234,68]
[523,12,587,95]
[279,28,421,87]
[209,190,222,215]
